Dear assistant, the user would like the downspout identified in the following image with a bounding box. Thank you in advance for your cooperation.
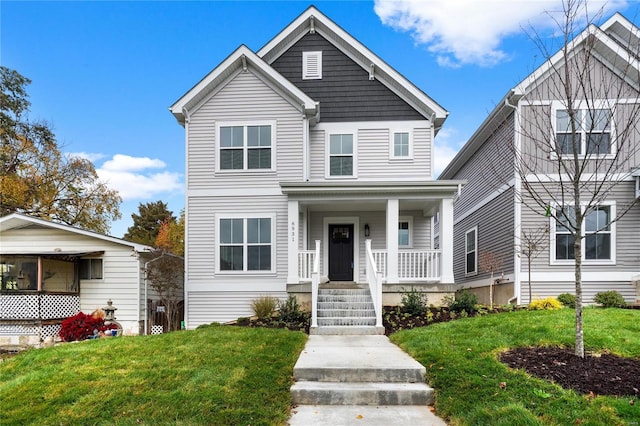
[504,93,521,305]
[182,106,190,329]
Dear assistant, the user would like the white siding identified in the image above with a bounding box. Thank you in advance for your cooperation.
[187,290,287,327]
[185,69,306,327]
[1,227,143,335]
[308,123,433,181]
[187,70,304,190]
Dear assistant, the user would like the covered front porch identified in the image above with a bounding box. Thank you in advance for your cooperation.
[281,181,462,333]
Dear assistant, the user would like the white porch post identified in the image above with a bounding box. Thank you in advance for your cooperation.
[386,198,399,283]
[287,200,299,284]
[439,197,455,283]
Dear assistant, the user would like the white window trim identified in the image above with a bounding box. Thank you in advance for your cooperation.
[398,216,413,248]
[550,100,617,160]
[302,51,322,80]
[465,226,478,276]
[215,213,277,275]
[80,258,104,280]
[549,202,617,266]
[215,120,276,173]
[326,132,357,179]
[389,129,413,160]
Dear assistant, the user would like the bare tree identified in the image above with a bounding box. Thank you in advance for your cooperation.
[513,0,640,357]
[146,251,184,332]
[479,250,504,309]
[517,226,549,305]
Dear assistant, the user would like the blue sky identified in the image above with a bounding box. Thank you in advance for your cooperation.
[3,0,639,237]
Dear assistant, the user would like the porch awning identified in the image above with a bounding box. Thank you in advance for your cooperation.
[280,180,465,197]
[0,251,104,262]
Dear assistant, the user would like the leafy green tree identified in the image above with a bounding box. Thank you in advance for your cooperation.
[0,66,121,233]
[124,201,175,246]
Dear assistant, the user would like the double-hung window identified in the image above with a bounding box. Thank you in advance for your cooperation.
[329,134,354,177]
[555,108,612,156]
[552,204,614,264]
[390,131,412,159]
[218,122,274,171]
[465,227,477,275]
[80,259,103,280]
[219,216,273,272]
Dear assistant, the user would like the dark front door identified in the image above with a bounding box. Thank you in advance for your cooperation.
[328,224,354,281]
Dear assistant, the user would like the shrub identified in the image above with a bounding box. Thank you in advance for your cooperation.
[278,295,304,323]
[59,312,116,342]
[528,297,562,311]
[557,293,577,308]
[251,296,278,319]
[400,287,428,315]
[594,290,627,308]
[449,289,478,313]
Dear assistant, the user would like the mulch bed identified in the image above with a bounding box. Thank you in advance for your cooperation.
[500,346,640,397]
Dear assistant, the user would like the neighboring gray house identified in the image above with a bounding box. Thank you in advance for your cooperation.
[440,13,640,305]
[170,6,463,331]
[0,213,155,345]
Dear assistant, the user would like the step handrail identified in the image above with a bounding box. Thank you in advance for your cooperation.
[365,239,383,328]
[310,240,320,329]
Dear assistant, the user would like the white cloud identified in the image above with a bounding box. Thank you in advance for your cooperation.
[374,0,626,67]
[96,154,183,200]
[433,127,465,177]
[67,151,106,162]
[101,154,166,172]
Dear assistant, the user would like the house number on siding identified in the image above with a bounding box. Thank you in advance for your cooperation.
[291,221,296,242]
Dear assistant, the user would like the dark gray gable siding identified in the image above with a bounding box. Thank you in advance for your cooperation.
[270,32,425,122]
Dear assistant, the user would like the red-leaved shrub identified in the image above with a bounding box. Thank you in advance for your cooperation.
[59,312,116,342]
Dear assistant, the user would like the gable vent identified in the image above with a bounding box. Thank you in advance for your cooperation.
[303,51,322,80]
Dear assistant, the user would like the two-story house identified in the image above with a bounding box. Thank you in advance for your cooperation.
[440,13,640,306]
[170,6,463,331]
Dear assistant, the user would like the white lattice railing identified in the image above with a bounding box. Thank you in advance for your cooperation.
[371,249,441,281]
[298,249,316,282]
[310,240,321,330]
[0,293,80,320]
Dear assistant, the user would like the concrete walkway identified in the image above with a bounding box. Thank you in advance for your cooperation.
[288,335,447,425]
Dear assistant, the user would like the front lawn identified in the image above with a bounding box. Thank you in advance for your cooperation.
[391,308,640,425]
[0,325,307,425]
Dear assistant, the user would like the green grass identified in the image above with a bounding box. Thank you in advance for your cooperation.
[391,308,640,426]
[0,325,307,426]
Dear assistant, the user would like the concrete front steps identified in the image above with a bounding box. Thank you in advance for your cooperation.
[290,335,435,407]
[311,285,385,335]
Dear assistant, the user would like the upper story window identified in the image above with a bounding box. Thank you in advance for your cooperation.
[217,122,275,171]
[465,227,477,275]
[80,259,103,280]
[328,133,354,177]
[303,51,322,80]
[552,204,615,264]
[218,216,274,273]
[555,108,613,156]
[390,131,412,159]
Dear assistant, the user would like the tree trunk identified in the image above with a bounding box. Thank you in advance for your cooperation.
[574,208,584,358]
[528,256,532,304]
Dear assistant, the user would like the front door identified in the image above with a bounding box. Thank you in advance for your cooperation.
[328,224,354,281]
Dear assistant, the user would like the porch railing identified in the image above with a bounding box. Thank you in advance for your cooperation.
[371,249,442,281]
[365,240,383,328]
[298,249,316,282]
[309,240,321,330]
